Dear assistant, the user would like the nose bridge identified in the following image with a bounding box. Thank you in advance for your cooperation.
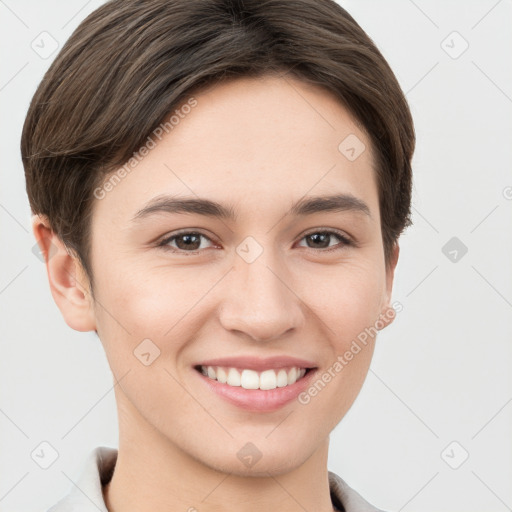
[219,241,304,341]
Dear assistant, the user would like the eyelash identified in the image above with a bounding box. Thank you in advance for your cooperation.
[156,229,354,255]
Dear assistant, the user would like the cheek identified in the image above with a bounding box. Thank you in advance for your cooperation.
[295,266,382,426]
[93,248,385,359]
[295,261,385,342]
[93,262,220,359]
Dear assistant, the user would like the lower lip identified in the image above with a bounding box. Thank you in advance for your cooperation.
[194,367,318,412]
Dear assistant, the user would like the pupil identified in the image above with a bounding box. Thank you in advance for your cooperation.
[178,234,200,250]
[309,233,329,248]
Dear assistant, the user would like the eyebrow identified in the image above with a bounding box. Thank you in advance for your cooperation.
[131,193,372,222]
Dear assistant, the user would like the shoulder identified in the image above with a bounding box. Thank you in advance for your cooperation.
[46,446,117,512]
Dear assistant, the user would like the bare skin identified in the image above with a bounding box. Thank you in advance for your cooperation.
[34,74,399,512]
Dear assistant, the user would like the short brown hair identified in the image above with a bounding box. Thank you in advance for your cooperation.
[21,0,415,288]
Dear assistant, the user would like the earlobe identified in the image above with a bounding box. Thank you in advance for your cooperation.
[32,215,96,332]
[377,242,400,331]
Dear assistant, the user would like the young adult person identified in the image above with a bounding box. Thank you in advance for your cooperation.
[21,1,415,510]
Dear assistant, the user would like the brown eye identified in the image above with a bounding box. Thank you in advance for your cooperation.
[297,230,352,252]
[158,231,214,253]
[157,228,353,255]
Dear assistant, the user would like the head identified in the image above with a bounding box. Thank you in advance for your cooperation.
[22,0,414,476]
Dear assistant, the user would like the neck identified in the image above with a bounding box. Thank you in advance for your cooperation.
[104,390,336,512]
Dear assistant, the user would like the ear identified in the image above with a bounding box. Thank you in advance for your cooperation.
[376,242,400,331]
[32,215,96,332]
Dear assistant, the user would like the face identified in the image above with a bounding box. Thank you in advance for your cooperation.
[82,75,398,475]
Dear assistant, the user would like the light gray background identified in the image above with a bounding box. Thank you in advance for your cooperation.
[1,1,511,511]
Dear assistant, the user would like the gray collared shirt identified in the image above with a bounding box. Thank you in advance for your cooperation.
[47,446,385,512]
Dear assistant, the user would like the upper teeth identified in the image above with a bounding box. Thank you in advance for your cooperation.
[200,366,307,390]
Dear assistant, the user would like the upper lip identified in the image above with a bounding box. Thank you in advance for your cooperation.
[195,356,318,372]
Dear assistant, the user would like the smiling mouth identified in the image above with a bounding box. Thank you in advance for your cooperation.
[194,365,315,391]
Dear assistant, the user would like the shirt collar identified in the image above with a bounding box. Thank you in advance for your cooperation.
[48,446,384,512]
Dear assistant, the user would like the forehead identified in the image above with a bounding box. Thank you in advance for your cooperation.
[92,74,379,225]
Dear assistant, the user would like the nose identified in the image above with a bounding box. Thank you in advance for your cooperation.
[218,251,305,343]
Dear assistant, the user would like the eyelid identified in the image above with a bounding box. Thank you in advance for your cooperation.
[300,227,353,242]
[157,227,356,253]
[157,229,217,249]
[296,227,355,250]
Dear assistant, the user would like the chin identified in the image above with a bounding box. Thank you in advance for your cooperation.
[209,452,304,478]
[212,436,312,476]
